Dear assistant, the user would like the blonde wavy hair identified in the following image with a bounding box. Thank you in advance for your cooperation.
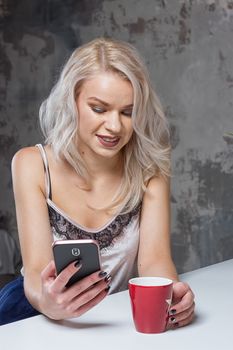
[39,37,170,213]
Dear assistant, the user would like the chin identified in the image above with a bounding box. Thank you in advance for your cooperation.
[97,150,121,158]
[95,146,124,158]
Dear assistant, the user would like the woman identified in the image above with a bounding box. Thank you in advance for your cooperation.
[0,37,195,326]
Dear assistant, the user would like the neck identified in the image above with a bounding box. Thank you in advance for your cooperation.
[79,150,124,182]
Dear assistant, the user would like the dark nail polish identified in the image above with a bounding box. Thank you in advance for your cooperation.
[74,259,82,268]
[174,322,179,327]
[105,274,112,282]
[170,317,176,323]
[99,271,107,278]
[169,309,176,315]
[105,285,110,292]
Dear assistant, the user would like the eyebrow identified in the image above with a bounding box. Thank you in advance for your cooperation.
[87,97,133,108]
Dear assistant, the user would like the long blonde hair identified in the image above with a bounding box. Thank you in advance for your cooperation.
[39,37,170,213]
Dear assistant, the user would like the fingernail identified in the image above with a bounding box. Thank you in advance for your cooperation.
[170,317,176,323]
[74,259,82,268]
[169,309,176,315]
[105,285,110,292]
[105,274,112,283]
[99,271,107,278]
[174,322,179,328]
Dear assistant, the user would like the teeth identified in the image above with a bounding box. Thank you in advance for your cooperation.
[102,137,118,142]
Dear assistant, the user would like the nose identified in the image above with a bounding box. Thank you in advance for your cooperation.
[105,111,121,133]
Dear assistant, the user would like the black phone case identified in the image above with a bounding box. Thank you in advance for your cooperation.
[53,240,101,287]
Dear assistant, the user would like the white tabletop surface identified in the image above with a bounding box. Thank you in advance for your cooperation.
[1,259,232,350]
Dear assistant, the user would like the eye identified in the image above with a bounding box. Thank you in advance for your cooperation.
[121,109,132,117]
[91,106,106,114]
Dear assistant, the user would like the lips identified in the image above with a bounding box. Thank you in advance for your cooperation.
[96,134,120,147]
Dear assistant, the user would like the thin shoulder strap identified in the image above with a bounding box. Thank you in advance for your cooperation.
[36,144,52,200]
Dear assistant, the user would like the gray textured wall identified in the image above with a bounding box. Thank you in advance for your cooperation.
[1,0,233,274]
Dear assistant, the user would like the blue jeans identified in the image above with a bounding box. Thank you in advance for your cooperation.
[0,276,40,325]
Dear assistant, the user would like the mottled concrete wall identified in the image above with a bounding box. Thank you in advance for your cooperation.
[1,0,233,273]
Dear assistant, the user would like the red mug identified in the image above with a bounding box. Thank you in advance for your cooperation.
[129,277,173,334]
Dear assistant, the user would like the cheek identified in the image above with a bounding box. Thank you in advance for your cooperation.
[128,130,134,142]
[77,115,91,140]
[78,107,96,130]
[125,121,134,138]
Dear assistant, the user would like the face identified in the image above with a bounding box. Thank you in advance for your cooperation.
[76,72,134,161]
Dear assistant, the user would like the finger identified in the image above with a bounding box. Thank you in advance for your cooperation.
[52,260,82,293]
[169,301,195,325]
[41,260,57,283]
[170,289,195,315]
[64,271,110,303]
[53,273,110,316]
[172,282,194,303]
[170,290,194,315]
[171,310,195,329]
[73,278,109,308]
[72,287,109,318]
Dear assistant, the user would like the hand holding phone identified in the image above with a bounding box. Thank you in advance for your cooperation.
[37,239,111,320]
[39,259,110,320]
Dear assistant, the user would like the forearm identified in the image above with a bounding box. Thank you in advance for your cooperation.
[138,258,179,282]
[24,272,43,312]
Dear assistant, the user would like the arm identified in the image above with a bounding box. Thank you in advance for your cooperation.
[12,147,110,320]
[138,175,177,280]
[138,175,195,328]
[12,147,55,309]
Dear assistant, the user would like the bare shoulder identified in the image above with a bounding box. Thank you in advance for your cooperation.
[12,146,41,163]
[143,175,170,201]
[12,146,44,187]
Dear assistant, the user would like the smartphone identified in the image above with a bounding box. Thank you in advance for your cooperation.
[52,239,101,287]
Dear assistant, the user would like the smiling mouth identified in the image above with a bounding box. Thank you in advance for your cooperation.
[96,135,120,147]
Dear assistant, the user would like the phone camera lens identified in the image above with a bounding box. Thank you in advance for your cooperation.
[71,248,80,257]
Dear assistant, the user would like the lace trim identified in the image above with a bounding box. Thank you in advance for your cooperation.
[48,203,141,251]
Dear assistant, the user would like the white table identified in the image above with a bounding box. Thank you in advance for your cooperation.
[1,259,232,350]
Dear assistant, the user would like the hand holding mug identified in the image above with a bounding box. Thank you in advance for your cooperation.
[168,281,195,329]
